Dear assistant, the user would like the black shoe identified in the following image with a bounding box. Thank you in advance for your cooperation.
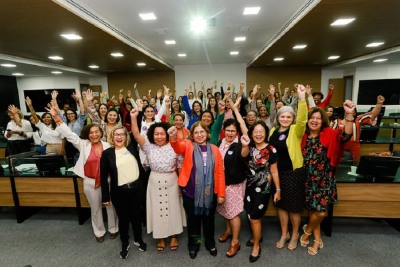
[207,247,218,257]
[120,244,130,259]
[189,250,197,259]
[245,237,263,247]
[249,247,261,263]
[134,240,147,252]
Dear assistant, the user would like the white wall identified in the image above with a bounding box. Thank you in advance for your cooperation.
[322,64,400,114]
[16,75,108,114]
[174,63,247,96]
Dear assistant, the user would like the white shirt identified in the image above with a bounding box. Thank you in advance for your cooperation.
[5,119,32,141]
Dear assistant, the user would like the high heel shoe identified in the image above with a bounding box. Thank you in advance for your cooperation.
[300,224,311,247]
[276,234,290,249]
[307,239,323,256]
[249,247,261,263]
[226,242,240,258]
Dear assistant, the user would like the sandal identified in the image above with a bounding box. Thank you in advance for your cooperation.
[170,236,179,251]
[157,239,166,252]
[288,234,299,250]
[218,232,232,243]
[300,224,311,247]
[307,239,323,256]
[276,234,290,249]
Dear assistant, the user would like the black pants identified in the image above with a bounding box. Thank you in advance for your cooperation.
[112,180,144,247]
[182,194,217,251]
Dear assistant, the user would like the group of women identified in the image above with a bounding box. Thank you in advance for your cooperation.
[4,81,357,262]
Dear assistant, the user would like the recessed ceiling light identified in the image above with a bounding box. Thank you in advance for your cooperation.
[1,63,16,67]
[178,53,187,57]
[243,7,260,15]
[137,62,146,66]
[373,58,387,63]
[111,52,124,57]
[234,36,246,42]
[274,57,284,61]
[51,71,62,74]
[293,44,307,49]
[48,56,63,60]
[366,42,384,47]
[328,56,340,60]
[190,17,207,34]
[12,73,24,76]
[331,18,356,26]
[139,13,157,20]
[165,40,176,45]
[89,65,99,69]
[230,51,239,55]
[60,33,82,40]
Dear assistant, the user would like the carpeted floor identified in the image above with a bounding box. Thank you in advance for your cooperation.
[1,207,399,267]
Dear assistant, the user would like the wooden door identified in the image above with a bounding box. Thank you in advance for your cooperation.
[329,78,345,107]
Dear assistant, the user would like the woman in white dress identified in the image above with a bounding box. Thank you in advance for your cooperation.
[131,108,186,252]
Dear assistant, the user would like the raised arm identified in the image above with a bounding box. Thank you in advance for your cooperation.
[25,97,39,124]
[343,100,357,135]
[230,97,248,135]
[130,108,145,146]
[370,95,385,122]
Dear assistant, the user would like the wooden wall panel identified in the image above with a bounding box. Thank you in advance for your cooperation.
[18,193,76,207]
[15,178,75,193]
[246,67,321,95]
[0,177,13,206]
[107,71,175,99]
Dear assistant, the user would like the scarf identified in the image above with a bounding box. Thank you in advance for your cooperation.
[193,142,215,215]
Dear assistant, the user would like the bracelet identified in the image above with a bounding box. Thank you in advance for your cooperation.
[345,117,355,122]
[276,189,281,192]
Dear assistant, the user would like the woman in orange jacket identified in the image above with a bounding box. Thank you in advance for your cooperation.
[168,121,225,260]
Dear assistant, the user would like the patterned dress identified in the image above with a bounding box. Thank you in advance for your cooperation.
[302,137,337,212]
[141,138,186,238]
[244,145,278,219]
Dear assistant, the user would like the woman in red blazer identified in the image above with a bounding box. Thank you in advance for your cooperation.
[169,121,225,260]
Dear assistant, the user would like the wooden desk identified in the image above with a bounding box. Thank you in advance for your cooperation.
[1,174,90,224]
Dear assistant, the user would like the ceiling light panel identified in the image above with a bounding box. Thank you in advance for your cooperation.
[48,56,63,60]
[139,13,157,20]
[328,56,340,60]
[60,33,82,40]
[88,65,99,69]
[366,42,384,47]
[165,40,176,45]
[51,71,62,74]
[12,73,24,76]
[373,58,387,63]
[111,52,124,57]
[243,7,260,15]
[234,37,246,42]
[190,17,207,34]
[1,63,16,67]
[331,18,355,26]
[137,62,146,66]
[178,53,186,57]
[274,57,284,61]
[293,44,307,49]
[230,51,239,55]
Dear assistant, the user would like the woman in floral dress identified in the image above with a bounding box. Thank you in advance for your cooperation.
[300,100,356,256]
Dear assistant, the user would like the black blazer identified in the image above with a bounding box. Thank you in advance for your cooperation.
[100,136,146,203]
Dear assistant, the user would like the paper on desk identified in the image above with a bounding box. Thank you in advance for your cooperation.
[15,164,37,172]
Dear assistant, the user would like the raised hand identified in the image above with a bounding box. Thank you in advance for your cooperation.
[136,99,143,110]
[8,105,19,114]
[130,108,139,118]
[25,96,32,107]
[73,90,82,99]
[240,135,250,146]
[218,100,226,113]
[51,90,58,100]
[45,101,59,117]
[127,90,132,98]
[163,85,170,95]
[86,89,94,102]
[167,126,177,140]
[377,95,385,104]
[240,81,245,90]
[306,85,312,96]
[329,84,334,90]
[343,100,356,115]
[297,84,306,100]
[134,83,137,89]
[184,88,189,96]
[268,84,275,95]
[119,88,124,94]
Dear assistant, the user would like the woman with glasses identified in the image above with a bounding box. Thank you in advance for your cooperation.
[47,102,119,244]
[100,126,148,259]
[130,109,186,253]
[240,121,281,263]
[216,98,248,258]
[169,121,225,259]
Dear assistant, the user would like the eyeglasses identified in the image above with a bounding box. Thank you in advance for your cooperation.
[193,130,206,136]
[247,114,256,118]
[225,129,237,133]
[114,133,126,137]
[253,130,265,134]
